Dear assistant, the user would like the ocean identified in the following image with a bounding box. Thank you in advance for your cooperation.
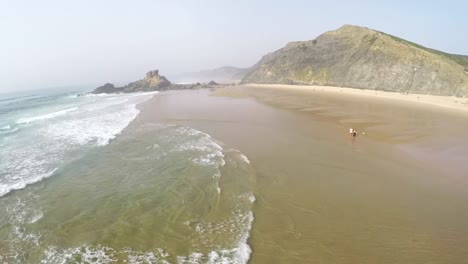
[0,89,255,263]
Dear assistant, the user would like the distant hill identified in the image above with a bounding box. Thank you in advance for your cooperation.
[172,66,249,84]
[241,25,468,96]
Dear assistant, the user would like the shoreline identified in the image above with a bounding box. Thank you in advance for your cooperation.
[131,90,256,263]
[244,83,468,113]
[133,88,468,263]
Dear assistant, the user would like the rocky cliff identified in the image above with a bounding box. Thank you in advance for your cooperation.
[241,25,468,97]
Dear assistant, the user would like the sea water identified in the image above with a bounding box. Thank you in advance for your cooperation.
[0,89,255,263]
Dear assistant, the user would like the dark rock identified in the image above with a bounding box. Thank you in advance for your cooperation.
[91,69,231,94]
[91,83,123,94]
[91,70,172,94]
[146,70,160,79]
[123,70,171,92]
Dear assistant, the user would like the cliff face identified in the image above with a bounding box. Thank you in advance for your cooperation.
[241,25,468,96]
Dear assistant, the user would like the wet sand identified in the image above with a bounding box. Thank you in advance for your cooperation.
[138,86,468,263]
[246,84,468,113]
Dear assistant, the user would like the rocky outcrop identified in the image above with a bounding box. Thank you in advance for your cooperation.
[92,70,171,94]
[91,83,123,94]
[241,25,468,97]
[123,70,171,92]
[92,70,228,94]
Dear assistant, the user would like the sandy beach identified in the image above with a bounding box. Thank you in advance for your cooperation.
[245,84,468,113]
[137,86,468,263]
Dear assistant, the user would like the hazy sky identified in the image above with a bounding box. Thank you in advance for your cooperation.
[0,0,467,92]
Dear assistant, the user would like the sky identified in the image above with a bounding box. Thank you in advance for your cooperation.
[0,0,467,92]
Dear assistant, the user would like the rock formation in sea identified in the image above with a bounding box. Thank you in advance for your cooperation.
[92,70,171,94]
[92,70,225,94]
[241,25,468,97]
[124,70,172,92]
[92,83,123,94]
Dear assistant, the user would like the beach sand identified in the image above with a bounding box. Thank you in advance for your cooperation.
[245,83,468,113]
[138,86,468,263]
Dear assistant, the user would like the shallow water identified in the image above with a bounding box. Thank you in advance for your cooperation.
[0,90,154,197]
[0,90,255,263]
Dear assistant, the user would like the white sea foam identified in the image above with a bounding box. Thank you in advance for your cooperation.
[81,92,113,97]
[81,98,129,112]
[0,136,65,198]
[239,154,250,164]
[232,211,254,264]
[170,126,226,194]
[12,225,42,246]
[45,104,139,146]
[185,210,254,264]
[42,245,118,264]
[124,248,170,264]
[0,92,155,198]
[42,240,254,264]
[81,90,159,98]
[42,244,254,264]
[240,193,256,204]
[226,149,251,165]
[16,107,78,124]
[6,197,44,225]
[177,252,204,263]
[174,127,225,165]
[0,168,57,198]
[0,126,18,134]
[2,197,44,262]
[29,210,44,224]
[1,124,11,130]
